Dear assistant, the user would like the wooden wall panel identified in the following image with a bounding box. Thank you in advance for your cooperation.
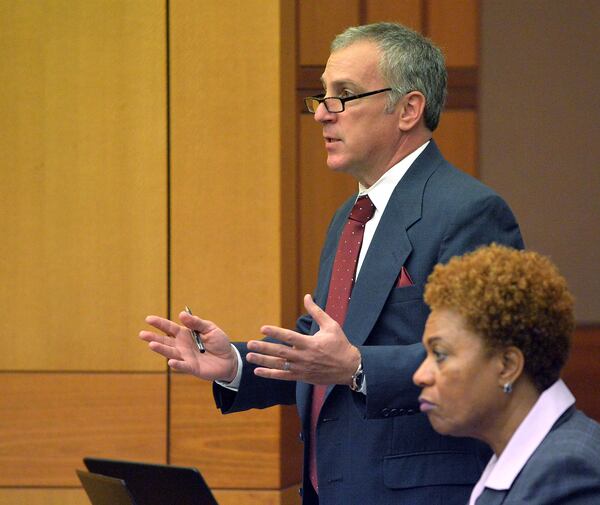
[170,375,302,489]
[366,0,423,31]
[0,489,88,505]
[434,110,478,176]
[0,0,167,372]
[169,0,301,496]
[427,0,479,66]
[563,326,600,422]
[169,0,295,336]
[214,485,301,505]
[299,0,360,65]
[0,373,167,486]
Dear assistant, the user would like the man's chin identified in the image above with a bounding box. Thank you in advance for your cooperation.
[325,156,350,173]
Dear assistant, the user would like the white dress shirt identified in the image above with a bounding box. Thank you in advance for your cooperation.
[355,141,429,277]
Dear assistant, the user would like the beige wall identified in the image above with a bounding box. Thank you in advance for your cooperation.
[480,0,600,324]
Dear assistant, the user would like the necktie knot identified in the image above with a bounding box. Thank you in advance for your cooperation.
[349,195,375,224]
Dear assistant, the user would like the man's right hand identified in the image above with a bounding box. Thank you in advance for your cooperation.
[139,312,238,382]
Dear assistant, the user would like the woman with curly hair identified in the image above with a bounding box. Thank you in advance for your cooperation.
[413,243,600,504]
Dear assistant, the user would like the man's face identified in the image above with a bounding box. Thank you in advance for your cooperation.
[316,40,403,186]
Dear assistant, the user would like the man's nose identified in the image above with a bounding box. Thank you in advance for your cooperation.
[314,101,336,123]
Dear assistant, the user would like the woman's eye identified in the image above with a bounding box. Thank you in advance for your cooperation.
[433,349,447,363]
[339,89,354,98]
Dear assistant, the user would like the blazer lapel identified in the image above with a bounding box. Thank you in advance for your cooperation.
[300,141,444,409]
[475,489,508,505]
[342,141,441,345]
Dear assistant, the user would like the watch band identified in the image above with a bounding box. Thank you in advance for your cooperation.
[350,361,364,392]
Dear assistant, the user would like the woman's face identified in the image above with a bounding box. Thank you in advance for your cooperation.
[413,309,504,440]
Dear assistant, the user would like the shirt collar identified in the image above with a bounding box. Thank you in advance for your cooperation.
[482,379,575,491]
[357,140,430,213]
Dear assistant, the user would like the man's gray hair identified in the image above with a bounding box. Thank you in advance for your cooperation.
[331,22,447,131]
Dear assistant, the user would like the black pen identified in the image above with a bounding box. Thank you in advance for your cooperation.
[184,306,205,353]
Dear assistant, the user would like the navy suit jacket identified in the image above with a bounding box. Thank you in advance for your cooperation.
[214,141,524,504]
[476,406,600,505]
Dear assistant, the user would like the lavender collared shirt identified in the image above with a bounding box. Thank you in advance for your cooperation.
[469,379,575,504]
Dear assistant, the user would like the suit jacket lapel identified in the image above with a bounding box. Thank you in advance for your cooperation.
[342,141,441,345]
[298,141,443,413]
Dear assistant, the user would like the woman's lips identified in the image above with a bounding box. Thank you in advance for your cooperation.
[418,398,436,413]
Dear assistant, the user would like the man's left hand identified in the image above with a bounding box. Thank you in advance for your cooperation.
[246,294,361,385]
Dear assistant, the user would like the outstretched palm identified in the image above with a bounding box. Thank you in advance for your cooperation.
[140,312,237,382]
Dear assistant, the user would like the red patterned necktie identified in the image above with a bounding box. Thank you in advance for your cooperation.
[309,194,376,493]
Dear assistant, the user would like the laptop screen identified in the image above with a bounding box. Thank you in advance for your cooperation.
[77,469,137,505]
[83,457,218,505]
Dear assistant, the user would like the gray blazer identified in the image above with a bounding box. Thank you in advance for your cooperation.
[476,406,600,505]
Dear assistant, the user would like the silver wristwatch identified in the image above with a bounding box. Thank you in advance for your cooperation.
[350,361,364,392]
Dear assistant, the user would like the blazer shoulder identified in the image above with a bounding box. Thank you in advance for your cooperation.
[506,409,600,503]
[428,160,501,199]
[543,408,600,455]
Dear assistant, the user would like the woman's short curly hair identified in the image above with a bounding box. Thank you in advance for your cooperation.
[424,244,574,392]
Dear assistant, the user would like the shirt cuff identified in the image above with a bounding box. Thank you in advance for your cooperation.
[359,375,367,394]
[214,345,243,391]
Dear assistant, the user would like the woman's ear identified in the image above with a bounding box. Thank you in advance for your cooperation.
[398,91,426,132]
[498,346,525,387]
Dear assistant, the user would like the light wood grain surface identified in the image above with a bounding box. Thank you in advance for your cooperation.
[0,373,167,486]
[0,0,167,372]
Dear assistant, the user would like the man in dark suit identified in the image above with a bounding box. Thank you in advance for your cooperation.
[140,22,524,505]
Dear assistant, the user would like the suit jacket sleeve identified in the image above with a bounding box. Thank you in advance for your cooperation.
[357,189,524,419]
[213,339,298,413]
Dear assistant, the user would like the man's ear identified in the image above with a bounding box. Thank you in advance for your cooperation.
[397,91,426,131]
[498,346,525,386]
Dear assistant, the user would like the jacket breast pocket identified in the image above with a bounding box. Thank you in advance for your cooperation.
[383,451,482,489]
[386,285,423,305]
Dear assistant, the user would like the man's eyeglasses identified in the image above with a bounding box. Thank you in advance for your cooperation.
[304,88,392,114]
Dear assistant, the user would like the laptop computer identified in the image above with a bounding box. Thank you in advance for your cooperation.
[83,457,219,505]
[77,469,137,505]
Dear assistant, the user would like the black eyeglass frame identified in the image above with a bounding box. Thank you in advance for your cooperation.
[304,87,393,113]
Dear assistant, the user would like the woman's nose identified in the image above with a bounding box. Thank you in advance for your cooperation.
[413,359,432,387]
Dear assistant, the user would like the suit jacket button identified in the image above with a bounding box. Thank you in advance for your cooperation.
[298,487,303,496]
[299,432,304,442]
[381,408,390,417]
